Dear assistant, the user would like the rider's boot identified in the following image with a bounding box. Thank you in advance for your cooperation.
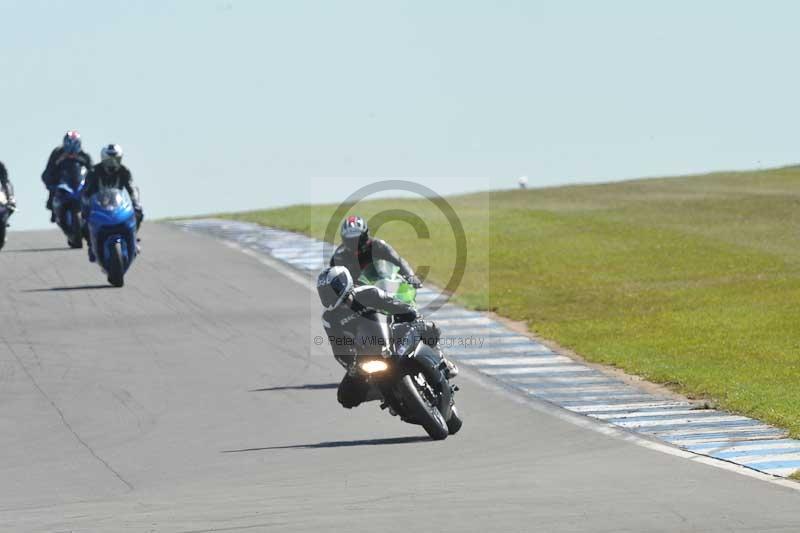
[435,347,458,379]
[442,358,459,379]
[87,245,96,263]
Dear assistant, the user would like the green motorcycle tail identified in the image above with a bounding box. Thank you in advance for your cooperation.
[358,260,417,306]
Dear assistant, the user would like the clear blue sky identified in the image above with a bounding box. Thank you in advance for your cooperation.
[1,0,798,230]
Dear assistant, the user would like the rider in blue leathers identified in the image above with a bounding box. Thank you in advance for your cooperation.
[41,131,92,223]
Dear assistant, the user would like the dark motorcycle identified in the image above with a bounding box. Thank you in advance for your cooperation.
[52,159,87,248]
[347,268,462,440]
[0,189,11,251]
[352,318,462,440]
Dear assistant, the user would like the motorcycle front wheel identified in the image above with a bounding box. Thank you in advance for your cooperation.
[68,210,83,248]
[107,241,125,287]
[397,374,448,440]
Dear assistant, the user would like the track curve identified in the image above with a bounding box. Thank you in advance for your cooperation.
[0,225,798,532]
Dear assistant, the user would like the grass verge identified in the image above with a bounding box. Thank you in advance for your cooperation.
[216,166,800,437]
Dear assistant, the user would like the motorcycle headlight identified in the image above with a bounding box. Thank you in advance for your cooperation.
[359,360,389,374]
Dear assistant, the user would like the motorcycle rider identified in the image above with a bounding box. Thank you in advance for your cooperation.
[317,266,456,409]
[41,131,93,223]
[329,215,423,288]
[0,161,16,212]
[82,144,144,260]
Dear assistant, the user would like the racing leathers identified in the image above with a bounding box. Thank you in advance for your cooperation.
[0,161,15,210]
[321,285,442,408]
[41,148,93,217]
[329,236,421,287]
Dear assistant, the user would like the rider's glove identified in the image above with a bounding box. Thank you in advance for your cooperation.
[407,275,423,288]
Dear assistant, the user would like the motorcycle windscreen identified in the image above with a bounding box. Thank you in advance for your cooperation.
[89,188,135,227]
[92,188,131,211]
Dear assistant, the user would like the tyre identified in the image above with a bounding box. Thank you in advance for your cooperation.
[68,210,83,248]
[397,375,448,441]
[107,241,125,287]
[447,405,463,435]
[413,345,453,422]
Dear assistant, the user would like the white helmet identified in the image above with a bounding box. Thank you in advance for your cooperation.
[100,144,123,172]
[316,266,354,310]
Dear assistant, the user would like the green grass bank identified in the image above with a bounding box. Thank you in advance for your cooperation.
[218,166,800,436]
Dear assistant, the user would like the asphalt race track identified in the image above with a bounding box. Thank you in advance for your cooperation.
[1,225,799,532]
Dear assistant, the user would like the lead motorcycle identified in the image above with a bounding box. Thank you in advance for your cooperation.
[0,189,12,251]
[347,261,462,440]
[52,159,87,248]
[87,187,138,287]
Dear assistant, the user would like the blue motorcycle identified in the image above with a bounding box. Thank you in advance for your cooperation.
[87,188,138,287]
[52,159,87,248]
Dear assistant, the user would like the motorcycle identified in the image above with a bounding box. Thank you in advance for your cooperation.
[348,261,462,440]
[52,159,87,248]
[0,189,12,251]
[87,187,138,287]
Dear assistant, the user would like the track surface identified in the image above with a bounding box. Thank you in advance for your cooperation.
[1,225,798,532]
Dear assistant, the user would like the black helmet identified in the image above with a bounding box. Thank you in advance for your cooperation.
[317,266,354,310]
[340,215,368,250]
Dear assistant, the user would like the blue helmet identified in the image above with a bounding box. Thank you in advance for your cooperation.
[63,131,82,154]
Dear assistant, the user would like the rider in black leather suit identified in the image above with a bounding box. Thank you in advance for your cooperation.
[329,215,422,287]
[318,266,448,408]
[0,161,16,210]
